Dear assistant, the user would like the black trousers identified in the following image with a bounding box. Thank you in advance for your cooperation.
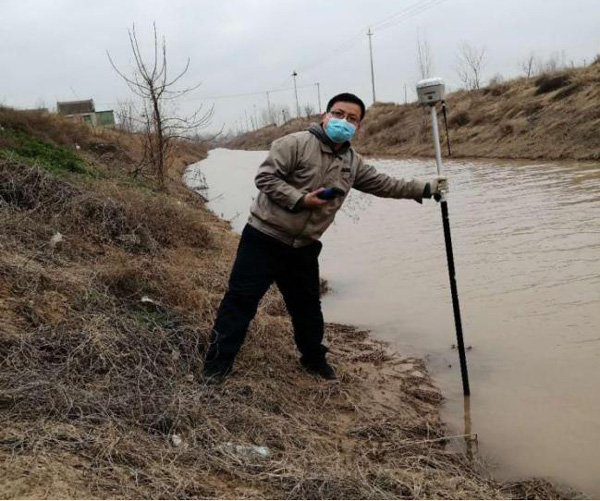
[204,224,325,372]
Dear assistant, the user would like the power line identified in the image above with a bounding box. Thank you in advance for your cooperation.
[186,83,315,102]
[370,0,441,30]
[375,0,448,32]
[99,0,450,130]
[97,83,317,107]
[294,0,448,77]
[296,32,365,75]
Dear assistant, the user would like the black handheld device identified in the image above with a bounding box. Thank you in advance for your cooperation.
[317,187,346,200]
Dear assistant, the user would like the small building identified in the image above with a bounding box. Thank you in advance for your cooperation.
[56,99,115,127]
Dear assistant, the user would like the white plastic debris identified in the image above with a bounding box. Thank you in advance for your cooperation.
[140,296,157,304]
[220,442,270,460]
[49,232,63,249]
[170,434,183,448]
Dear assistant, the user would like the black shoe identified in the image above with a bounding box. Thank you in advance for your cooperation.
[301,358,337,380]
[202,361,231,385]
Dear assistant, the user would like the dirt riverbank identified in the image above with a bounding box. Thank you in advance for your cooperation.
[224,61,600,161]
[0,107,572,498]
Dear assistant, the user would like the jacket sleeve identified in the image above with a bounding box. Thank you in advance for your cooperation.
[254,135,306,211]
[353,157,427,202]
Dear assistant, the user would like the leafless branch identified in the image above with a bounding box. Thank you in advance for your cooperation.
[519,51,537,79]
[416,30,434,79]
[455,42,486,90]
[107,23,212,186]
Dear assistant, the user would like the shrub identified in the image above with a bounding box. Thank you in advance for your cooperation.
[498,122,514,136]
[488,73,504,86]
[524,102,544,115]
[362,112,401,136]
[449,111,470,127]
[483,82,510,97]
[0,106,89,148]
[379,113,401,129]
[552,83,582,101]
[0,161,214,253]
[469,111,486,126]
[534,73,571,94]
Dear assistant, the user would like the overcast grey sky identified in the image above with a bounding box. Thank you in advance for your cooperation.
[2,0,599,133]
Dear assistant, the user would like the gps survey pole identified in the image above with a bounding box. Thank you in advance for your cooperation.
[416,78,471,396]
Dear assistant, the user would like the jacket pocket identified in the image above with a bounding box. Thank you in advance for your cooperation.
[252,192,308,235]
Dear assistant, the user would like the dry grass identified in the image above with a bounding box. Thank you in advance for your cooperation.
[0,105,207,187]
[224,63,600,161]
[0,112,573,498]
[223,117,315,151]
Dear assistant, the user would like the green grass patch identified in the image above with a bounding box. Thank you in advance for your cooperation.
[0,127,95,176]
[132,302,185,332]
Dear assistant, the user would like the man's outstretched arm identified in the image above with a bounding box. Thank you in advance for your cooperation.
[353,159,446,202]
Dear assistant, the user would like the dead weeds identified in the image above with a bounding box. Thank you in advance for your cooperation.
[224,63,600,161]
[0,118,573,498]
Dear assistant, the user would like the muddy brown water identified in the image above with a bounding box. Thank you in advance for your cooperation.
[185,149,600,497]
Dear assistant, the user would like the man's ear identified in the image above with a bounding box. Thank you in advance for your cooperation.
[320,111,328,123]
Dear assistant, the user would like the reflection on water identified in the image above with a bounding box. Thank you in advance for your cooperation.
[185,149,600,497]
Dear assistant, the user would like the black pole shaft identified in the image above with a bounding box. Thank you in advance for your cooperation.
[441,101,452,157]
[440,199,470,396]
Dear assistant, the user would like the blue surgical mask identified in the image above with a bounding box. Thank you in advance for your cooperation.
[324,118,356,143]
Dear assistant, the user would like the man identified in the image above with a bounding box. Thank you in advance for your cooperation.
[203,92,446,381]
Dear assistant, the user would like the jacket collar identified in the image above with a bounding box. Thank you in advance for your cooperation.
[307,122,351,156]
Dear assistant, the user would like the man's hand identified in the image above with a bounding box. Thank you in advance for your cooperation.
[430,176,448,195]
[300,188,330,209]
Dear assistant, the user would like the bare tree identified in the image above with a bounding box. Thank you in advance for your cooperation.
[258,103,292,127]
[416,30,434,79]
[114,99,139,132]
[258,106,281,127]
[455,42,486,90]
[107,23,213,186]
[259,107,272,127]
[34,98,48,111]
[519,51,537,78]
[541,50,567,73]
[303,103,315,119]
[488,73,504,86]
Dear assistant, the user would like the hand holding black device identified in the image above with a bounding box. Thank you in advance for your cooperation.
[317,187,346,200]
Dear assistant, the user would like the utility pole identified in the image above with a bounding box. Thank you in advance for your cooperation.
[266,91,273,124]
[367,28,377,103]
[253,104,258,130]
[404,83,407,104]
[282,109,287,124]
[315,82,322,112]
[292,70,300,118]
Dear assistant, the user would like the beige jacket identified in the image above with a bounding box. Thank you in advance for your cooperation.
[248,124,427,247]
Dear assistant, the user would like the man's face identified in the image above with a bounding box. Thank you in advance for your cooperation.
[321,101,362,131]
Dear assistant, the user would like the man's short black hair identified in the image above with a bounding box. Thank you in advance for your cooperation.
[326,93,366,121]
